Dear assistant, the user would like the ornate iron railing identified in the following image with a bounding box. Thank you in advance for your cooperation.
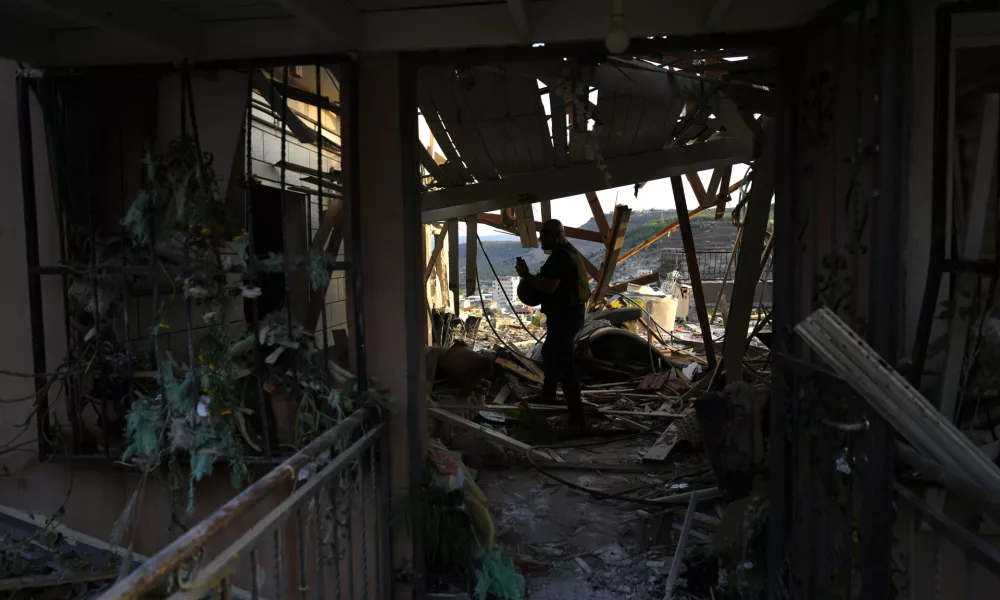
[100,408,390,600]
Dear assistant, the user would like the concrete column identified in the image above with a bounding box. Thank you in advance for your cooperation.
[353,52,426,598]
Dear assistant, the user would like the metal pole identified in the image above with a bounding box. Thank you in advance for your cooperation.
[16,73,50,459]
[344,59,368,387]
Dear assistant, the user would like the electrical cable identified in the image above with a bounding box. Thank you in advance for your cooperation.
[525,450,714,506]
[474,254,538,364]
[476,233,542,344]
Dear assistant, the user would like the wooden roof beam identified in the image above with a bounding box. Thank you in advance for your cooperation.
[585,191,609,241]
[422,137,750,222]
[477,212,603,244]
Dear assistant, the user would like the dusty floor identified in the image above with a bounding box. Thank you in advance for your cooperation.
[475,436,716,600]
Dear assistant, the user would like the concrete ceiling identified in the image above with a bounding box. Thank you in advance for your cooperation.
[0,0,836,66]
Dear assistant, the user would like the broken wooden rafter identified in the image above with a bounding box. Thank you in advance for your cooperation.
[586,191,610,241]
[617,204,710,264]
[420,143,459,188]
[516,204,538,248]
[589,205,632,308]
[423,225,449,283]
[724,118,775,385]
[615,178,743,266]
[711,165,732,217]
[580,252,601,281]
[704,166,725,208]
[422,138,751,222]
[684,172,708,206]
[672,176,717,369]
[477,212,602,244]
[466,215,478,296]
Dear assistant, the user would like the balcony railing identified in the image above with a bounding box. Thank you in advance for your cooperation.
[101,408,390,600]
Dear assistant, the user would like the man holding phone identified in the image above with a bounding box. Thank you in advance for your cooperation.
[516,220,591,431]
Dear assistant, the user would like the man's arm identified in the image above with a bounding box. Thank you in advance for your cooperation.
[516,257,561,294]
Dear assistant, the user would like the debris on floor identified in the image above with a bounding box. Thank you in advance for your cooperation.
[422,299,773,599]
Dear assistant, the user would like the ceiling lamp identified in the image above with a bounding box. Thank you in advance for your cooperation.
[605,0,629,54]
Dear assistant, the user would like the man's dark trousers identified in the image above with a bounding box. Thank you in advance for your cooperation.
[541,305,585,426]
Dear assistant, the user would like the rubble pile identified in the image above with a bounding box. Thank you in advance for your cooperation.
[423,305,773,600]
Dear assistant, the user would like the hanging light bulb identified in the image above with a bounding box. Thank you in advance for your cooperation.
[605,0,629,54]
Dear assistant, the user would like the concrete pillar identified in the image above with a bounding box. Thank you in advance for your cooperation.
[354,52,426,598]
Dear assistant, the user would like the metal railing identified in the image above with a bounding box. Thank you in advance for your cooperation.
[101,408,391,600]
[659,249,774,282]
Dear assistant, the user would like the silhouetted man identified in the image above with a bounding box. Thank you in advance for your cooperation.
[516,220,590,430]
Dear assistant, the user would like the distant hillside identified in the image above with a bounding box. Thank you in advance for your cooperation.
[459,205,773,284]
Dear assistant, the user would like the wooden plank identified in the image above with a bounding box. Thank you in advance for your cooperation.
[703,167,725,208]
[423,224,448,283]
[496,357,544,384]
[478,211,603,244]
[616,205,710,264]
[310,197,343,251]
[420,143,457,188]
[724,118,774,385]
[447,218,460,305]
[541,200,552,222]
[641,422,679,463]
[429,407,547,458]
[712,165,732,218]
[466,215,478,296]
[585,191,609,240]
[589,205,632,307]
[672,176,716,370]
[684,172,707,206]
[939,94,999,422]
[578,248,601,281]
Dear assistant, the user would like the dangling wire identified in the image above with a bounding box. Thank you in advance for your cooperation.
[477,233,542,344]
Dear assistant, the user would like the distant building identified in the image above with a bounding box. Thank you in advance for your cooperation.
[492,277,521,311]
